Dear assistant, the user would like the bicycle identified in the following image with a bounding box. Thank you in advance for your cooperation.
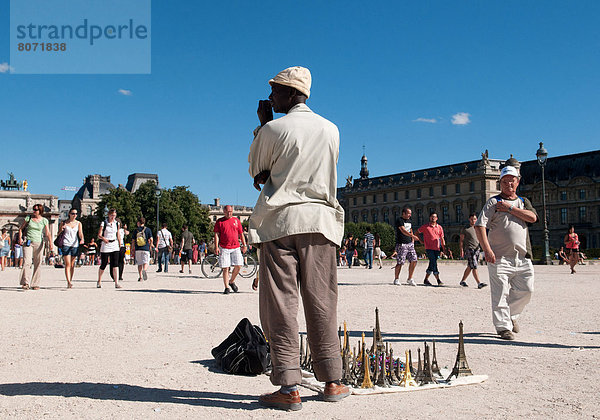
[201,252,258,279]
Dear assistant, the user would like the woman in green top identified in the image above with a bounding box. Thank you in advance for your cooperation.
[18,204,52,290]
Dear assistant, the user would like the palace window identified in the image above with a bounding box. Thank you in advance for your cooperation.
[469,182,474,192]
[560,208,567,224]
[363,196,366,204]
[373,194,377,204]
[579,189,586,200]
[383,193,387,203]
[456,204,463,223]
[383,209,389,223]
[442,185,447,196]
[429,187,433,197]
[405,190,409,199]
[362,213,368,222]
[353,197,356,205]
[353,214,358,223]
[561,191,567,201]
[373,213,378,222]
[394,192,398,201]
[417,208,423,226]
[456,183,461,194]
[579,206,586,222]
[417,189,422,199]
[442,206,449,224]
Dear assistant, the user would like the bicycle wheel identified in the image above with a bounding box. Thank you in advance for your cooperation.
[238,255,257,278]
[201,254,222,278]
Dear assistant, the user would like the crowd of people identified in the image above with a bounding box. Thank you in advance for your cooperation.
[1,206,247,290]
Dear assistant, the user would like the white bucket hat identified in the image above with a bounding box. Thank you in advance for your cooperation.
[269,66,311,98]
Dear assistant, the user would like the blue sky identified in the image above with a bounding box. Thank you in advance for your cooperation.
[1,1,599,206]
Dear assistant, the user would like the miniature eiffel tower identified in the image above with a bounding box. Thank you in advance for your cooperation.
[374,348,391,387]
[341,323,356,385]
[372,307,386,354]
[431,339,442,377]
[388,347,401,385]
[409,349,415,376]
[399,350,418,387]
[447,320,473,381]
[414,347,424,382]
[419,342,438,385]
[360,342,374,388]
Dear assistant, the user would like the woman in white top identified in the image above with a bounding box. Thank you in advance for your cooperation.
[97,208,122,288]
[58,208,84,288]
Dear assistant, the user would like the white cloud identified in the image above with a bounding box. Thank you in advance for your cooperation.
[413,117,437,123]
[0,62,14,73]
[118,88,133,96]
[451,112,471,125]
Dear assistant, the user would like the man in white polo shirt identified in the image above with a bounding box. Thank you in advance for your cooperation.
[475,165,538,340]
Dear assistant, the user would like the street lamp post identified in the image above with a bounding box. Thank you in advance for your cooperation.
[536,142,552,265]
[155,186,161,233]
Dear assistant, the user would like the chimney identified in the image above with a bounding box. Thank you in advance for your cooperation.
[214,198,220,206]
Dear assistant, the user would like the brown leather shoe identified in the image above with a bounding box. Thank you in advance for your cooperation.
[498,330,515,340]
[258,390,302,411]
[323,382,350,402]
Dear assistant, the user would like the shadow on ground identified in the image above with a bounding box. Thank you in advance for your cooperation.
[124,289,224,295]
[0,382,260,410]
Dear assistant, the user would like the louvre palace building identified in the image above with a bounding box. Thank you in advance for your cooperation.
[337,149,600,250]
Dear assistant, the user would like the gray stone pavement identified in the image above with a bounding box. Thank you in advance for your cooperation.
[0,260,599,418]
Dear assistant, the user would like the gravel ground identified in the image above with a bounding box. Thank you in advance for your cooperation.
[0,260,598,419]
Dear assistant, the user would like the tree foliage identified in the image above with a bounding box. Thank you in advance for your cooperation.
[343,222,395,256]
[92,182,212,244]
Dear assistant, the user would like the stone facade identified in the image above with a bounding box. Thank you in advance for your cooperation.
[204,198,253,224]
[338,151,503,244]
[0,190,60,251]
[338,150,600,250]
[72,174,116,216]
[518,150,600,249]
[125,173,158,193]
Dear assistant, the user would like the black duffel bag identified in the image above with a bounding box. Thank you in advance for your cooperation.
[211,318,271,376]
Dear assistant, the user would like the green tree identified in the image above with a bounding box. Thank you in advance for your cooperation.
[95,186,140,241]
[89,181,211,246]
[167,186,212,243]
[343,222,395,257]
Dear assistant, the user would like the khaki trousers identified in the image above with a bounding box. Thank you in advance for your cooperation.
[259,233,342,386]
[488,256,534,332]
[20,242,44,288]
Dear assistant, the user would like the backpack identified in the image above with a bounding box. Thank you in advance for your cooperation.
[136,228,147,247]
[211,318,271,376]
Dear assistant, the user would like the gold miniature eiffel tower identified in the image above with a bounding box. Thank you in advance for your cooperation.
[399,350,418,387]
[360,342,374,388]
[447,320,473,381]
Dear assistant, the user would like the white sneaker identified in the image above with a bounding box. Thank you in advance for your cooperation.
[407,278,417,286]
[393,279,400,285]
